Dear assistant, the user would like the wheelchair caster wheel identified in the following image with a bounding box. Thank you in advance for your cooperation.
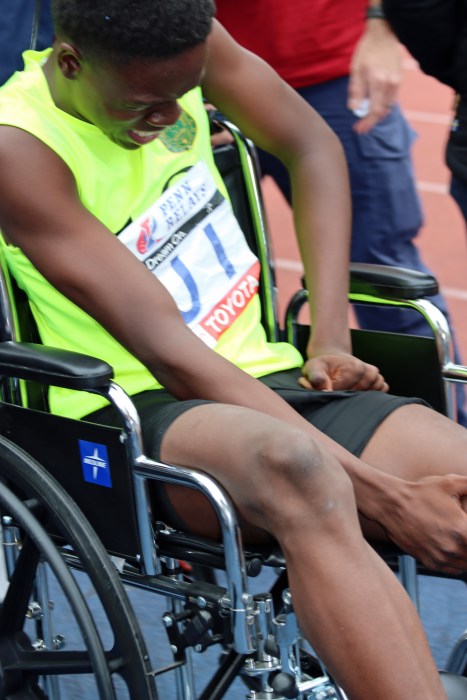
[271,671,298,698]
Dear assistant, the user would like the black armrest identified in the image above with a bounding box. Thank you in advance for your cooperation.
[349,263,438,299]
[0,341,114,390]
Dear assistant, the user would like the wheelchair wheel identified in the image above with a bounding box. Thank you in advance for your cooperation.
[0,434,157,700]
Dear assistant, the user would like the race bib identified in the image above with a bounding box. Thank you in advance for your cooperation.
[118,161,260,348]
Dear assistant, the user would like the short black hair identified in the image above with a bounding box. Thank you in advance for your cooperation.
[51,0,215,63]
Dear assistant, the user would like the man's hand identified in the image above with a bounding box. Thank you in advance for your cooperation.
[299,352,389,392]
[348,17,403,133]
[370,474,467,574]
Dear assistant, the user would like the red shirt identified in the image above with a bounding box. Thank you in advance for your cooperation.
[215,0,367,88]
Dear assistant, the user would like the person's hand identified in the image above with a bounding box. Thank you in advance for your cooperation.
[299,352,389,392]
[370,474,467,574]
[348,18,403,133]
[204,102,234,148]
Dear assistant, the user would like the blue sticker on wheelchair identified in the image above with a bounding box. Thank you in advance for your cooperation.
[79,440,112,488]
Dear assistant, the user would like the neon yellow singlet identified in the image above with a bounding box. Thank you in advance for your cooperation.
[0,49,302,419]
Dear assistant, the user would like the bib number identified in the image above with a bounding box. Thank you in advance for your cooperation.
[118,162,260,347]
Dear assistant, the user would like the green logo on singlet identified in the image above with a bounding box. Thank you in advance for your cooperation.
[160,109,196,152]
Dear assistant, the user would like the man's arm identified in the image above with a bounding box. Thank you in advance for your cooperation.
[203,21,385,392]
[0,127,289,407]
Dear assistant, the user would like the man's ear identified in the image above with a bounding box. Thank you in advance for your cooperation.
[57,43,83,79]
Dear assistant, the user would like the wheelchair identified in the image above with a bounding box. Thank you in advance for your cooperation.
[0,114,467,700]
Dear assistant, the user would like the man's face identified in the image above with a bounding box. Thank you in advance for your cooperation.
[61,42,208,149]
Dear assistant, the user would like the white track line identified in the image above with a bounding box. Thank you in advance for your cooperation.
[405,109,452,125]
[417,181,449,194]
[442,287,467,301]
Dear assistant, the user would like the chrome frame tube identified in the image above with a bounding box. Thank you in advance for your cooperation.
[135,455,255,654]
[213,116,280,343]
[92,381,256,654]
[398,555,420,609]
[0,261,23,405]
[446,632,467,675]
[94,382,161,577]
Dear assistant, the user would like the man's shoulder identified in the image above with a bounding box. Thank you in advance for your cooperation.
[0,50,52,118]
[0,125,68,191]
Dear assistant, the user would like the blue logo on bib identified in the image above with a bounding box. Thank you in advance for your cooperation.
[79,440,112,488]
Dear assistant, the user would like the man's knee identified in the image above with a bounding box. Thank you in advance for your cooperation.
[249,429,355,532]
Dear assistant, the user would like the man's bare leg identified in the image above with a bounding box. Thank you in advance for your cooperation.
[360,403,467,573]
[361,402,467,481]
[160,403,446,700]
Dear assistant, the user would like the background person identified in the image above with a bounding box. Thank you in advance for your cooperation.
[383,0,467,225]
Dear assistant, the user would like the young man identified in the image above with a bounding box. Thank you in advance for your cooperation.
[0,1,467,697]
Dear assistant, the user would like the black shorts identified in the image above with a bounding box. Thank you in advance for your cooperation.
[85,369,427,530]
[86,368,427,460]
